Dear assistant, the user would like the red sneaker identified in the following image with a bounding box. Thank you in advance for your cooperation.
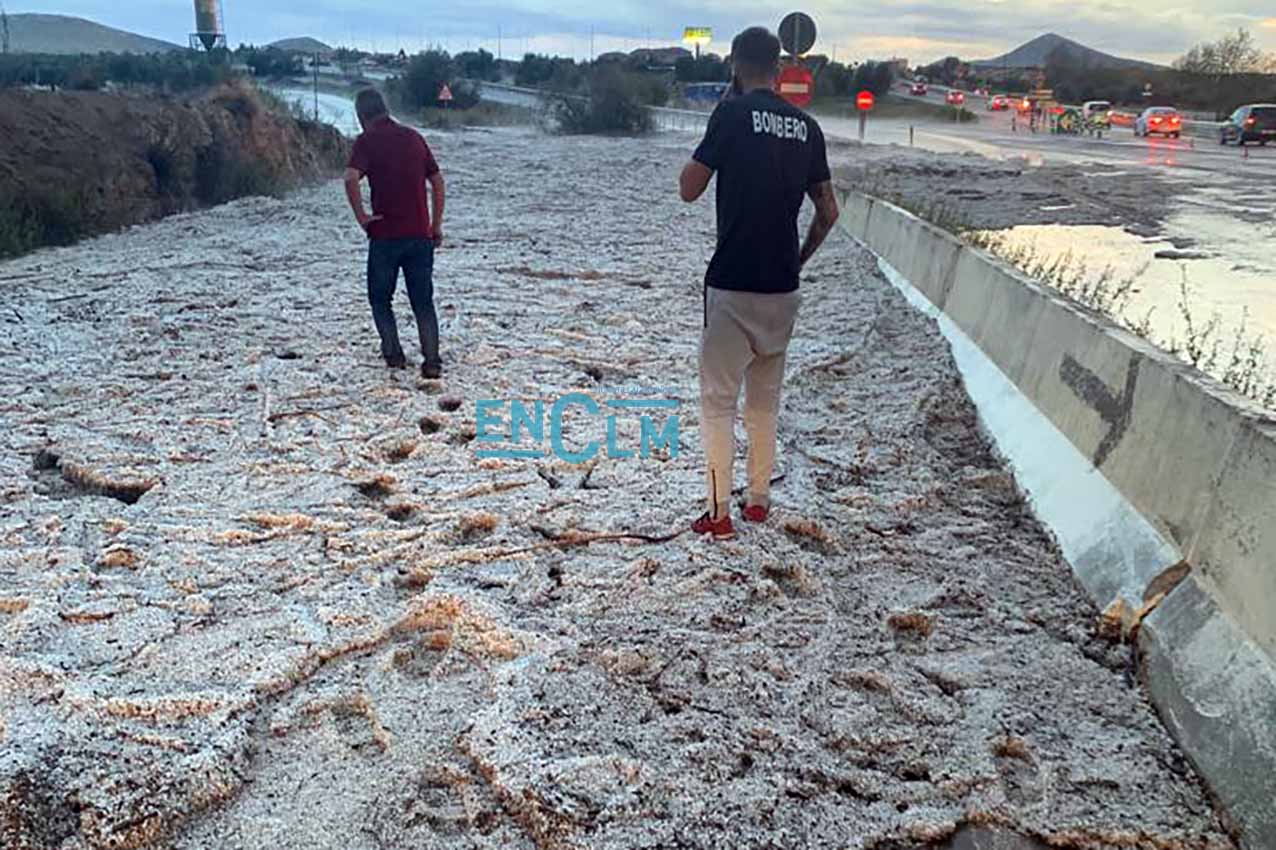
[742,504,769,523]
[692,512,735,539]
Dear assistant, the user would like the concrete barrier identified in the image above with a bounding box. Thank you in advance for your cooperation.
[837,189,1276,849]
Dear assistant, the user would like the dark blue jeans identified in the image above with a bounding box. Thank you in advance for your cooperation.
[366,238,440,367]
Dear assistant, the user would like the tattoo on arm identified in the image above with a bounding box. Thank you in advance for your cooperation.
[799,181,840,268]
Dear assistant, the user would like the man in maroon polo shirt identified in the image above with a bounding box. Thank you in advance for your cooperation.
[343,88,447,378]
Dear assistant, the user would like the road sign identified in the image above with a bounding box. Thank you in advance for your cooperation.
[438,84,453,102]
[777,64,814,108]
[856,90,875,111]
[778,12,817,57]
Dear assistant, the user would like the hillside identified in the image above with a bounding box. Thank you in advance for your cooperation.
[973,33,1159,70]
[269,36,333,54]
[3,13,180,54]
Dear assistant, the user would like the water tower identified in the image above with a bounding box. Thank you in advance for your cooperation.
[190,0,227,51]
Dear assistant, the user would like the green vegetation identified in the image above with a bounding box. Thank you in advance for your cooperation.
[0,188,96,259]
[386,50,480,111]
[419,101,537,130]
[553,67,654,135]
[812,93,975,124]
[0,49,233,91]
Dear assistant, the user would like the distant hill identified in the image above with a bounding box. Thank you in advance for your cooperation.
[269,37,333,54]
[3,13,181,54]
[973,33,1160,71]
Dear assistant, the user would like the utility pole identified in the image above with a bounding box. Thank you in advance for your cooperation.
[497,25,502,61]
[312,51,319,122]
[1,3,10,56]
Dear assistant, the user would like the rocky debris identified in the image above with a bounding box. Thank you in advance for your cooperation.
[834,146,1178,231]
[0,128,1235,849]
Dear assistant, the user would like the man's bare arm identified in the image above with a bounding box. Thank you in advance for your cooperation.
[799,180,840,268]
[428,171,446,245]
[679,160,713,203]
[343,168,381,231]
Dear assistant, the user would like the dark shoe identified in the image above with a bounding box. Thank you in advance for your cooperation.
[692,512,735,540]
[420,362,443,380]
[742,504,770,523]
[385,353,408,369]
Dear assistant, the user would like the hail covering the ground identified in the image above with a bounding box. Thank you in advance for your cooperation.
[0,128,1234,849]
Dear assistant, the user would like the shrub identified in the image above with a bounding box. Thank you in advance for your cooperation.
[554,68,653,135]
[194,144,283,205]
[0,188,97,259]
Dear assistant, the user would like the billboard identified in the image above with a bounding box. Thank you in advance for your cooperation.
[682,27,713,47]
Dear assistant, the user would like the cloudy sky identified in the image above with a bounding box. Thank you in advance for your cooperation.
[16,0,1276,65]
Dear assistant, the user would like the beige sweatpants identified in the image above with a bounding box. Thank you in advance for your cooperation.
[699,286,802,519]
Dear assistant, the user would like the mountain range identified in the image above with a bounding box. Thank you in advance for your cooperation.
[973,33,1160,71]
[0,13,332,56]
[1,13,181,54]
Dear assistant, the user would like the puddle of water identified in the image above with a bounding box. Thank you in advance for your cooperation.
[982,216,1276,351]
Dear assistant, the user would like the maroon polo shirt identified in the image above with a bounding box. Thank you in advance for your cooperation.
[348,115,440,241]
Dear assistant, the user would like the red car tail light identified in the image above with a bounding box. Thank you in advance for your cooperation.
[1246,117,1257,126]
[1150,117,1161,123]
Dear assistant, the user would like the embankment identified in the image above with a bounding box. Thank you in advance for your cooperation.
[834,188,1276,850]
[0,80,348,258]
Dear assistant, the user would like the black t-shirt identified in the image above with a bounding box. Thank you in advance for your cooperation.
[693,89,831,294]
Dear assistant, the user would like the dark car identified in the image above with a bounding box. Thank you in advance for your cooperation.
[1220,104,1276,146]
[909,82,927,96]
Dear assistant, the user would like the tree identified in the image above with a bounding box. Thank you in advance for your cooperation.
[455,49,499,82]
[848,61,895,98]
[1174,28,1274,75]
[675,54,728,83]
[515,53,556,87]
[918,56,962,86]
[388,50,462,109]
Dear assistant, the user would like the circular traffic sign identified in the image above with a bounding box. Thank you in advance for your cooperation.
[856,90,875,111]
[778,12,817,57]
[777,64,814,108]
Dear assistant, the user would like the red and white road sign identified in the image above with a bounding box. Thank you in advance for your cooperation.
[856,90,875,111]
[777,65,813,109]
[438,84,454,102]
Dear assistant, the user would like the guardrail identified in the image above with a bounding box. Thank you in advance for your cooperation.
[478,81,711,132]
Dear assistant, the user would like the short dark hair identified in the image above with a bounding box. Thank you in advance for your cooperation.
[731,27,781,78]
[355,88,388,124]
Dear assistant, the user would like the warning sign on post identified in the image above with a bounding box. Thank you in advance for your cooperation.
[438,84,454,103]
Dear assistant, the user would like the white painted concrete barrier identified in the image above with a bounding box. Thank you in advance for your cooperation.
[837,189,1276,850]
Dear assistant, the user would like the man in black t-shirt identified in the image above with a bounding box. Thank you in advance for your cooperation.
[679,26,840,539]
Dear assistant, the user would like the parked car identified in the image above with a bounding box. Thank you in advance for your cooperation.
[1219,104,1276,146]
[945,90,966,106]
[987,95,1011,111]
[1082,100,1112,128]
[910,82,928,96]
[1135,107,1182,138]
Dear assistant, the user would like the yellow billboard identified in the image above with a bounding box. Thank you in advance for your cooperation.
[683,27,713,46]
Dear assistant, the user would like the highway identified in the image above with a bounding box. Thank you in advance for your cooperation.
[834,83,1276,182]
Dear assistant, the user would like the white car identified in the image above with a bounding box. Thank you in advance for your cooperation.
[1135,107,1182,138]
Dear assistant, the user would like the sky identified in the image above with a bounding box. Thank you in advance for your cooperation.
[14,1,1276,65]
